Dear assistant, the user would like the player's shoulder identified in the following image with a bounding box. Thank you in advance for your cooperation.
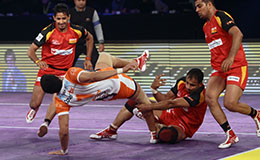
[215,10,233,20]
[70,23,84,31]
[42,23,55,32]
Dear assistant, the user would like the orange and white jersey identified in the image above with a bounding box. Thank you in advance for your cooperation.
[55,67,136,113]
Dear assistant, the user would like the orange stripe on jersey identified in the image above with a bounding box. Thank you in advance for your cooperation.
[241,66,247,85]
[223,11,234,20]
[55,96,70,114]
[71,28,82,38]
[177,80,185,90]
[215,16,222,28]
[46,29,55,42]
[42,23,52,31]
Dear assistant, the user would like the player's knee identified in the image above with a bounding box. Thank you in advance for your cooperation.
[29,100,41,109]
[124,99,137,114]
[205,93,217,106]
[59,127,69,136]
[223,99,237,112]
[157,126,178,144]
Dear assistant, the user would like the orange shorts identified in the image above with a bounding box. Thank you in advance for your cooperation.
[211,66,248,90]
[34,68,67,86]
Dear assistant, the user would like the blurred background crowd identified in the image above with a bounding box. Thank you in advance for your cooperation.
[0,0,196,16]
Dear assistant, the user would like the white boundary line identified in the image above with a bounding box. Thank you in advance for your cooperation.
[0,125,257,135]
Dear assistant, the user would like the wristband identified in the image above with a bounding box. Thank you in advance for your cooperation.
[150,87,158,94]
[85,57,91,61]
[35,60,41,64]
[60,149,68,154]
[116,68,123,74]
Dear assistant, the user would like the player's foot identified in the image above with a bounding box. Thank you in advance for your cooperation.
[150,131,158,144]
[133,108,145,120]
[38,122,48,137]
[90,126,117,140]
[253,110,260,137]
[218,129,239,149]
[26,108,39,123]
[135,50,150,72]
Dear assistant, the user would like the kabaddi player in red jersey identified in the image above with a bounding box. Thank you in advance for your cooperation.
[26,3,94,123]
[90,68,207,144]
[195,0,260,149]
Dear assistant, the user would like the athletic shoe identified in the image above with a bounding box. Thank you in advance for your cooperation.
[38,122,48,137]
[218,129,239,149]
[133,108,145,120]
[26,108,39,123]
[253,110,260,137]
[89,127,117,140]
[135,50,150,72]
[150,131,158,144]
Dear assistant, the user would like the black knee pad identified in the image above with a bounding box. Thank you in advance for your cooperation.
[157,126,178,144]
[124,99,137,114]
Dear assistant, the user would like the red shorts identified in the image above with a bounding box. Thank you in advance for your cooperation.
[34,68,67,86]
[158,110,189,138]
[211,66,248,90]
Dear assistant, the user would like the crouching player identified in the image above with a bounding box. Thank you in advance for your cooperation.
[90,68,207,144]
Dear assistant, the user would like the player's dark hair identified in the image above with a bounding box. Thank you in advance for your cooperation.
[40,74,62,94]
[186,68,204,83]
[53,3,69,16]
[194,0,215,6]
[157,126,178,144]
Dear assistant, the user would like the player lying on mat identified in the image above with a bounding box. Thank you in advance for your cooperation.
[90,68,207,144]
[38,51,157,155]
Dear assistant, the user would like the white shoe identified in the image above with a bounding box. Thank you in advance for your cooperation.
[90,127,117,140]
[253,110,260,137]
[218,129,239,149]
[26,108,38,123]
[150,131,158,144]
[135,50,150,72]
[133,108,145,120]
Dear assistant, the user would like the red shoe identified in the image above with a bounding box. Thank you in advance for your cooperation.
[253,110,260,137]
[218,129,239,149]
[26,108,39,123]
[90,127,117,140]
[135,50,150,72]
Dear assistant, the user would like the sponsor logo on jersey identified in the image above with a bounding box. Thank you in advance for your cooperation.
[36,33,43,42]
[227,76,240,82]
[51,48,73,55]
[69,38,77,44]
[208,38,223,50]
[211,27,217,34]
[52,39,61,45]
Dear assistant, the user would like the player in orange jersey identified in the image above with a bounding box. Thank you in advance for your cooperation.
[195,0,260,149]
[26,3,94,124]
[38,50,153,155]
